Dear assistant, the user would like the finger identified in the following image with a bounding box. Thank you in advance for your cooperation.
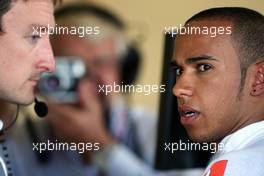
[78,79,102,112]
[47,103,80,123]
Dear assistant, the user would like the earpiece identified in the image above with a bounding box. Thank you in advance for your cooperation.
[120,46,141,85]
[0,120,3,131]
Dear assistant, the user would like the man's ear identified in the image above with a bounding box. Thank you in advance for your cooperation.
[250,61,264,96]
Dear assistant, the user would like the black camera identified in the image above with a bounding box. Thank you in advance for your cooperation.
[38,57,86,103]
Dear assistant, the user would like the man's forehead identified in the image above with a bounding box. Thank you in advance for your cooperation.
[175,20,233,41]
[6,0,55,27]
[174,33,220,54]
[173,20,234,63]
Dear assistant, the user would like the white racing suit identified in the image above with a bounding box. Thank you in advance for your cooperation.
[202,120,264,176]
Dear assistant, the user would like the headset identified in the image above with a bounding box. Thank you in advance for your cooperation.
[54,3,142,86]
[0,99,47,133]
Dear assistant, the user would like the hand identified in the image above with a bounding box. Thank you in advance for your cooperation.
[46,79,114,147]
[92,61,120,105]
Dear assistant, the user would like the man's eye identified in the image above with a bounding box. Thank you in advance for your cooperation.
[175,67,183,76]
[29,34,41,43]
[197,64,212,72]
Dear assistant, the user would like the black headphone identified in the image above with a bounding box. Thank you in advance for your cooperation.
[54,3,141,86]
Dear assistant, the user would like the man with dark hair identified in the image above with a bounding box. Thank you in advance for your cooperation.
[0,0,57,105]
[0,0,56,175]
[172,7,264,175]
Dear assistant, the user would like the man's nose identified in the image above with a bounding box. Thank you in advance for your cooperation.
[172,76,194,100]
[36,38,56,73]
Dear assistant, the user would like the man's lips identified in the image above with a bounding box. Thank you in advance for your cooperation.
[29,80,38,86]
[29,75,41,81]
[29,77,40,86]
[29,79,39,82]
[178,105,201,125]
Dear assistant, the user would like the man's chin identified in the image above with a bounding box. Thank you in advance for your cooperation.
[20,98,35,106]
[10,95,35,106]
[188,135,205,143]
[188,131,223,143]
[187,130,213,143]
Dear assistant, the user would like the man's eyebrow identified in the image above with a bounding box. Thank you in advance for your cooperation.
[28,24,54,34]
[171,55,219,67]
[186,55,219,64]
[29,24,47,31]
[170,60,179,68]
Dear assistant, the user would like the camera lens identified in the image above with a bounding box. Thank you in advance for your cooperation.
[45,76,60,91]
